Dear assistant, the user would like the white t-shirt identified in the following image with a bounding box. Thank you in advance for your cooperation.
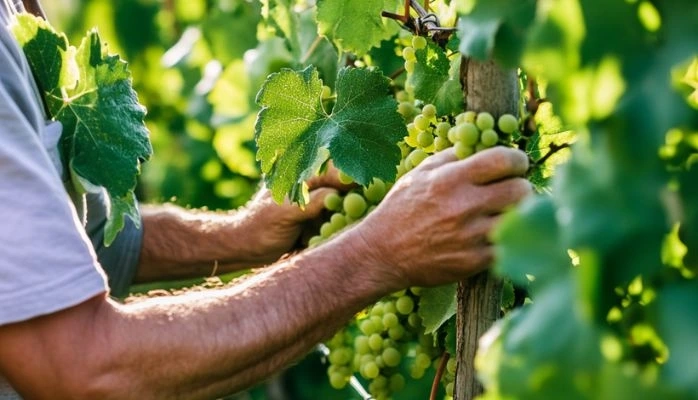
[0,3,109,397]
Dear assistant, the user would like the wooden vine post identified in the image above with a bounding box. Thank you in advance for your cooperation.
[454,58,519,400]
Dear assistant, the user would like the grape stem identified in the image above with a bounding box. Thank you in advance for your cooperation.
[430,352,450,400]
[534,142,571,168]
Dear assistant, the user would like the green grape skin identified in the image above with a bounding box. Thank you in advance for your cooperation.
[330,213,347,231]
[407,312,421,328]
[446,382,454,396]
[388,325,405,340]
[402,46,416,61]
[407,149,428,168]
[456,122,480,146]
[415,353,431,369]
[320,222,335,238]
[329,348,352,365]
[370,302,385,316]
[396,91,409,102]
[421,104,437,118]
[355,336,371,354]
[389,373,406,392]
[447,127,458,143]
[476,112,495,130]
[435,122,451,138]
[329,372,348,389]
[308,235,323,247]
[338,170,354,185]
[368,333,383,351]
[475,143,488,152]
[382,312,399,329]
[395,295,415,315]
[446,358,457,375]
[480,129,499,147]
[382,347,401,367]
[454,142,475,160]
[324,192,342,211]
[362,361,380,379]
[404,60,415,74]
[413,114,430,131]
[398,101,415,118]
[417,131,434,148]
[343,193,367,218]
[321,85,332,99]
[360,319,376,335]
[364,178,387,204]
[412,35,427,50]
[497,113,518,134]
[434,136,451,151]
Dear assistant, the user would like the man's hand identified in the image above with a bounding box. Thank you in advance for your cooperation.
[351,147,531,288]
[241,165,350,265]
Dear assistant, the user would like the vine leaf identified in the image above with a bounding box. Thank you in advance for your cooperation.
[418,283,457,334]
[12,14,152,246]
[457,0,536,66]
[316,0,401,56]
[408,42,463,116]
[255,66,405,205]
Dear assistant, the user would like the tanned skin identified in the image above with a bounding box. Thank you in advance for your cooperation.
[0,147,530,399]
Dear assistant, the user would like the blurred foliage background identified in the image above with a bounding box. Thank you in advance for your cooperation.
[41,1,434,398]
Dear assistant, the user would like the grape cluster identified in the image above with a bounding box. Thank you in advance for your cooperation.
[316,55,520,398]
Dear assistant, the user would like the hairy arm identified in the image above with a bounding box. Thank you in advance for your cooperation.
[0,228,400,400]
[0,147,531,400]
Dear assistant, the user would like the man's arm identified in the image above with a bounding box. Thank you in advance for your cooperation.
[135,185,338,282]
[0,147,531,400]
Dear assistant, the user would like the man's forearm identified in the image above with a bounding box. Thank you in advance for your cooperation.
[0,227,400,400]
[136,204,270,282]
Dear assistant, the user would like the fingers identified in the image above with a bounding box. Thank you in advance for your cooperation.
[443,147,529,185]
[307,161,354,191]
[477,177,533,215]
[414,147,458,171]
[301,187,338,219]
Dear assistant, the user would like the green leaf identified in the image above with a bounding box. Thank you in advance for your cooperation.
[255,66,405,204]
[13,14,152,246]
[418,283,457,334]
[316,0,401,56]
[493,195,570,291]
[652,282,698,398]
[408,42,463,115]
[201,2,261,64]
[457,0,536,66]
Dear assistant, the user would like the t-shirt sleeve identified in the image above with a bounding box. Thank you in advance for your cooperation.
[0,34,108,327]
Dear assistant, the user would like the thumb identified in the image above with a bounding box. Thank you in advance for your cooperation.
[300,187,337,220]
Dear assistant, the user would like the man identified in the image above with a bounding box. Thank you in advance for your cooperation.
[0,0,532,398]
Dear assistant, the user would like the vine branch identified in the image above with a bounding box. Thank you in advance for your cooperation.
[430,352,450,400]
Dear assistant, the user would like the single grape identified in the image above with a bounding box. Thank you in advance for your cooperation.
[382,312,398,329]
[329,347,352,365]
[396,295,415,315]
[388,325,405,340]
[329,213,347,231]
[360,319,376,335]
[407,149,428,168]
[421,104,437,118]
[396,91,409,102]
[413,114,430,131]
[435,121,451,138]
[362,361,380,379]
[338,170,354,185]
[446,382,454,396]
[480,129,499,147]
[320,222,335,238]
[434,137,450,151]
[398,101,415,118]
[383,301,396,314]
[415,353,431,369]
[355,335,371,354]
[404,60,415,74]
[456,122,479,146]
[382,347,401,367]
[308,235,323,247]
[402,46,416,61]
[476,112,495,130]
[364,178,387,204]
[324,192,342,211]
[454,142,475,160]
[447,127,458,143]
[417,131,434,148]
[329,372,348,389]
[446,358,457,375]
[407,312,421,328]
[343,193,367,219]
[412,35,427,50]
[390,373,406,392]
[497,113,518,134]
[368,333,383,351]
[321,85,332,99]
